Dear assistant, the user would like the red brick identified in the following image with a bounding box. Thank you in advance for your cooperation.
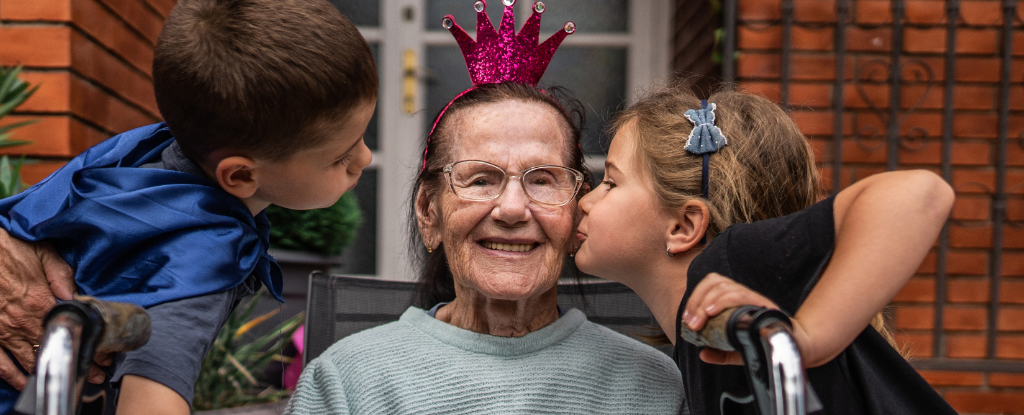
[952,195,990,221]
[990,373,1024,388]
[944,391,1024,414]
[1004,252,1024,277]
[903,28,1001,56]
[96,0,165,45]
[999,307,1024,332]
[949,225,991,249]
[21,160,66,185]
[854,1,890,25]
[894,277,935,302]
[71,0,155,76]
[0,115,110,158]
[894,332,932,358]
[0,0,71,20]
[952,169,996,195]
[997,336,1024,359]
[897,141,992,167]
[895,305,933,330]
[737,53,849,81]
[944,305,988,331]
[141,0,175,19]
[0,26,72,67]
[793,0,837,24]
[845,27,893,53]
[1002,279,1024,305]
[69,74,158,134]
[69,31,158,116]
[919,370,984,387]
[947,277,990,303]
[954,114,1024,139]
[959,1,1004,27]
[15,71,72,113]
[738,0,780,21]
[947,333,987,358]
[791,111,850,137]
[1009,199,1024,221]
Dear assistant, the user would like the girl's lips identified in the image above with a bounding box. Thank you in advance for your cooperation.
[576,231,587,242]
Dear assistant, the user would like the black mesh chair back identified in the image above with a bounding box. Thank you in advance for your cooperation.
[304,272,668,365]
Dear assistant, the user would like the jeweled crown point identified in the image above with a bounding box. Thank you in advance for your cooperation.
[445,0,574,86]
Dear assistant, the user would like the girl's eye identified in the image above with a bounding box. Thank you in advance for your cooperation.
[335,154,353,166]
[601,180,615,189]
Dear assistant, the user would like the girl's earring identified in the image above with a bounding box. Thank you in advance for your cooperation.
[666,246,675,257]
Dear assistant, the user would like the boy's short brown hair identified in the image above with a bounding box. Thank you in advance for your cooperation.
[153,0,377,164]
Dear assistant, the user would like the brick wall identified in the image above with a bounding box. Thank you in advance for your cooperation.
[0,0,174,183]
[731,0,1024,413]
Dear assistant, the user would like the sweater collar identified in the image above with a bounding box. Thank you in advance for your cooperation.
[400,306,587,356]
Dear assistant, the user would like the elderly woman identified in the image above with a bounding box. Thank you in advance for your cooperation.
[285,82,684,414]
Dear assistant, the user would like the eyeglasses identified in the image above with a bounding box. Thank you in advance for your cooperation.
[442,160,584,207]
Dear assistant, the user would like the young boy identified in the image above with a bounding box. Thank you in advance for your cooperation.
[0,0,376,413]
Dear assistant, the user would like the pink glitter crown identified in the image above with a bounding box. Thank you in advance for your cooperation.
[443,0,575,86]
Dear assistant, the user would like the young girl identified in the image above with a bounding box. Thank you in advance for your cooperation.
[574,83,958,414]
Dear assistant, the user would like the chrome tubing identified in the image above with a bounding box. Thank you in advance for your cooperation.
[762,322,805,415]
[33,311,87,415]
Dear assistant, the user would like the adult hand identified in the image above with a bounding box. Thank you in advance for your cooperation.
[0,228,75,390]
[682,272,781,366]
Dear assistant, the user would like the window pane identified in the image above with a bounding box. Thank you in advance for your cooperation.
[425,45,626,155]
[424,46,472,134]
[544,46,627,154]
[426,0,506,31]
[538,0,629,33]
[337,168,378,275]
[328,0,380,27]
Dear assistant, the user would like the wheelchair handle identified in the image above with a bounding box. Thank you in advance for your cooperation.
[679,306,813,415]
[14,297,150,415]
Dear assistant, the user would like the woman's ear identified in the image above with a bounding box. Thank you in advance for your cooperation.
[665,200,711,256]
[215,156,260,199]
[415,185,441,250]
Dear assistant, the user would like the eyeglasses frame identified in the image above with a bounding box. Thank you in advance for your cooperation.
[441,160,584,207]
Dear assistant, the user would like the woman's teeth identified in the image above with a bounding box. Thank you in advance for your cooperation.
[482,241,534,252]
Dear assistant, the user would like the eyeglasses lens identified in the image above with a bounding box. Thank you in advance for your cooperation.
[448,161,578,205]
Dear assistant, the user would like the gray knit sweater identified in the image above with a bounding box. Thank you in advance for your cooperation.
[286,307,684,414]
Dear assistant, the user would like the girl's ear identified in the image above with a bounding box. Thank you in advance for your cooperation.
[215,156,260,199]
[665,200,711,256]
[415,186,441,250]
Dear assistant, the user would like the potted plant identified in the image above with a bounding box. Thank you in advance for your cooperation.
[0,64,39,197]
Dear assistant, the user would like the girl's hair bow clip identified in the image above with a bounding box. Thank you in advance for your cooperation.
[683,102,728,155]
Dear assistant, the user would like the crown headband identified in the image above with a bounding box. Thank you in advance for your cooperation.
[444,0,575,86]
[423,0,575,171]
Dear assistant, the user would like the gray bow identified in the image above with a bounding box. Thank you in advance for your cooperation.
[683,103,728,155]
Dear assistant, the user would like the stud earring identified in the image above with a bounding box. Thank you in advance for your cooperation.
[426,245,434,253]
[666,246,675,257]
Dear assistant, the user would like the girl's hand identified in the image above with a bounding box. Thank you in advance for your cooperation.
[683,272,781,365]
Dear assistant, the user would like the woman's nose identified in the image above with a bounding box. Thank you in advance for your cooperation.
[492,178,531,224]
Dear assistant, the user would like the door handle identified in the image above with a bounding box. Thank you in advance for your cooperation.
[402,49,417,115]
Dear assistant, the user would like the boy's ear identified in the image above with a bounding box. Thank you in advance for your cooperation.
[665,200,711,256]
[214,156,260,200]
[415,186,441,250]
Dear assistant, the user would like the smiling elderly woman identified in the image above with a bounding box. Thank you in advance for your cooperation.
[285,83,684,414]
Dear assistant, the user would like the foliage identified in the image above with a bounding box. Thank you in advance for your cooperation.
[266,191,363,256]
[0,65,39,198]
[192,289,304,411]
